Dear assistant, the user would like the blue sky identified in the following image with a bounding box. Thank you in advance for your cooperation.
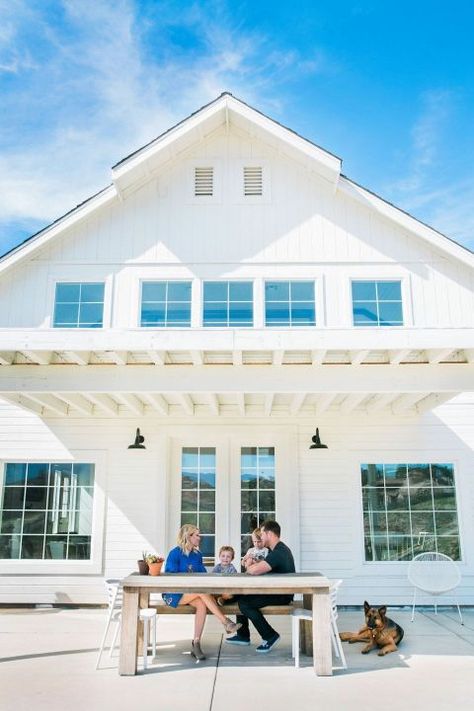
[1,0,473,255]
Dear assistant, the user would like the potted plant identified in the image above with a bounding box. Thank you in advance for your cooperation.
[137,551,149,575]
[146,553,165,576]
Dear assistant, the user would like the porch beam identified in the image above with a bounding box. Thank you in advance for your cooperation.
[0,393,44,415]
[426,348,454,364]
[141,393,169,415]
[263,393,274,416]
[366,393,398,413]
[55,393,94,415]
[85,393,119,416]
[391,393,428,414]
[389,349,412,365]
[351,350,370,366]
[273,350,284,366]
[206,393,219,415]
[290,393,307,415]
[114,393,145,416]
[233,350,243,366]
[311,350,326,365]
[339,393,368,414]
[465,349,474,363]
[63,351,90,366]
[415,392,459,413]
[236,393,245,416]
[1,364,471,393]
[315,393,337,414]
[0,352,14,366]
[177,393,194,415]
[191,350,203,366]
[107,351,128,366]
[23,392,68,416]
[21,350,53,365]
[147,350,166,366]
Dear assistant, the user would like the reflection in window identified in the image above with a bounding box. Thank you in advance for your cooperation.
[361,462,460,561]
[180,448,216,558]
[203,281,253,327]
[240,447,275,556]
[265,281,315,327]
[53,283,104,328]
[141,281,192,327]
[0,462,95,560]
[352,281,403,327]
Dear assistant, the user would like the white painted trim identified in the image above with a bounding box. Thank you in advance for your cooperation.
[46,274,113,330]
[187,159,222,204]
[0,449,107,575]
[233,159,271,204]
[347,275,410,328]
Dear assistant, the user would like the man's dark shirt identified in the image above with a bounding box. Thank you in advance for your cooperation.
[265,541,295,574]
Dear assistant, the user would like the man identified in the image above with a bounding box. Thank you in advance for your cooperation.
[226,519,295,653]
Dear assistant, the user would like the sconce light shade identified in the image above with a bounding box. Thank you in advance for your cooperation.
[128,427,146,449]
[309,427,328,449]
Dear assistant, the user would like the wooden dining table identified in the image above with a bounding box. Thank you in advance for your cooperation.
[119,571,333,676]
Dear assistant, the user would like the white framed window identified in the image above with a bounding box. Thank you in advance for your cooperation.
[202,281,253,327]
[361,462,461,562]
[140,280,192,327]
[265,280,316,327]
[0,451,105,574]
[53,282,105,328]
[179,447,216,558]
[352,280,403,327]
[240,446,276,556]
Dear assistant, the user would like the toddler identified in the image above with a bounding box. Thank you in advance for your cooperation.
[212,545,238,605]
[241,528,269,570]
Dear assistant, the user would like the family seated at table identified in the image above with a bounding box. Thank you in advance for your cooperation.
[163,520,295,659]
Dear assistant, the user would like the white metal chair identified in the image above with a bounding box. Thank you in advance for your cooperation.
[291,579,347,670]
[96,578,158,670]
[408,552,463,624]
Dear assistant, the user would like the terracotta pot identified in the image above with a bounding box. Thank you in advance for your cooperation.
[137,559,149,575]
[148,561,163,576]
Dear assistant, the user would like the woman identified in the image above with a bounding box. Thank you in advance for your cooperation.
[163,524,241,660]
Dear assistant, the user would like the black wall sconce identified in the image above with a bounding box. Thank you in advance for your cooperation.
[128,428,146,449]
[309,427,328,449]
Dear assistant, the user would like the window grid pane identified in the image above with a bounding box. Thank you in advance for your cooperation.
[180,448,216,558]
[141,281,192,327]
[265,281,315,327]
[240,447,275,556]
[352,280,403,327]
[54,282,104,328]
[0,463,95,560]
[361,463,460,561]
[203,281,253,327]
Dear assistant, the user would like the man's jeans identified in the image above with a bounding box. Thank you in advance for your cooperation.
[235,594,293,641]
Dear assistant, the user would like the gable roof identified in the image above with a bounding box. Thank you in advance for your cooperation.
[0,92,473,275]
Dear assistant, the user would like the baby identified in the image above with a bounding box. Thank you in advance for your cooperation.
[241,528,269,570]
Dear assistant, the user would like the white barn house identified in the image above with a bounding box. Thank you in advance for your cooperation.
[0,93,473,606]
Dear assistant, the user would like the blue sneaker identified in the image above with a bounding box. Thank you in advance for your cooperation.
[225,634,250,646]
[256,634,280,653]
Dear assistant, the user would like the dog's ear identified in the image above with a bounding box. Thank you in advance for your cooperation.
[378,606,387,618]
[364,601,370,613]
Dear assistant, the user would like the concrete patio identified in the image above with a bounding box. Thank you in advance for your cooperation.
[1,606,473,711]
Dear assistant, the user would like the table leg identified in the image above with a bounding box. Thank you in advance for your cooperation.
[119,586,139,675]
[137,589,150,655]
[301,594,313,656]
[312,588,332,676]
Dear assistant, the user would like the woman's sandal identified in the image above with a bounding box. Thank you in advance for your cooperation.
[224,618,242,634]
[191,639,206,661]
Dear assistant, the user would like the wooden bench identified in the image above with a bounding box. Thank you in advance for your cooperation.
[150,601,303,615]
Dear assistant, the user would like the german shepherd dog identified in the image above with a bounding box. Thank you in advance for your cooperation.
[339,601,404,656]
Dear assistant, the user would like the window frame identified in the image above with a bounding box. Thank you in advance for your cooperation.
[350,278,404,328]
[349,450,467,572]
[47,276,112,329]
[202,280,254,328]
[0,450,106,574]
[264,279,317,328]
[139,279,193,328]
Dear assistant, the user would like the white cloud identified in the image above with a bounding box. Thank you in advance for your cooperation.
[0,0,329,251]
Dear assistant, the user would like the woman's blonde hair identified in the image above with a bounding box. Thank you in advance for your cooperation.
[177,524,200,553]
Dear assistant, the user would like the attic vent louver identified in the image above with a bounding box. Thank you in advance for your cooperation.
[243,166,263,196]
[194,167,214,196]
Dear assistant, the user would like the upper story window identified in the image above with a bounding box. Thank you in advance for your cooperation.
[265,281,315,327]
[203,281,253,327]
[243,166,263,196]
[53,282,104,328]
[194,167,214,196]
[141,281,192,327]
[352,280,403,327]
[0,462,95,560]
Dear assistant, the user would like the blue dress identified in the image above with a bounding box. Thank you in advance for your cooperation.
[162,546,207,608]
